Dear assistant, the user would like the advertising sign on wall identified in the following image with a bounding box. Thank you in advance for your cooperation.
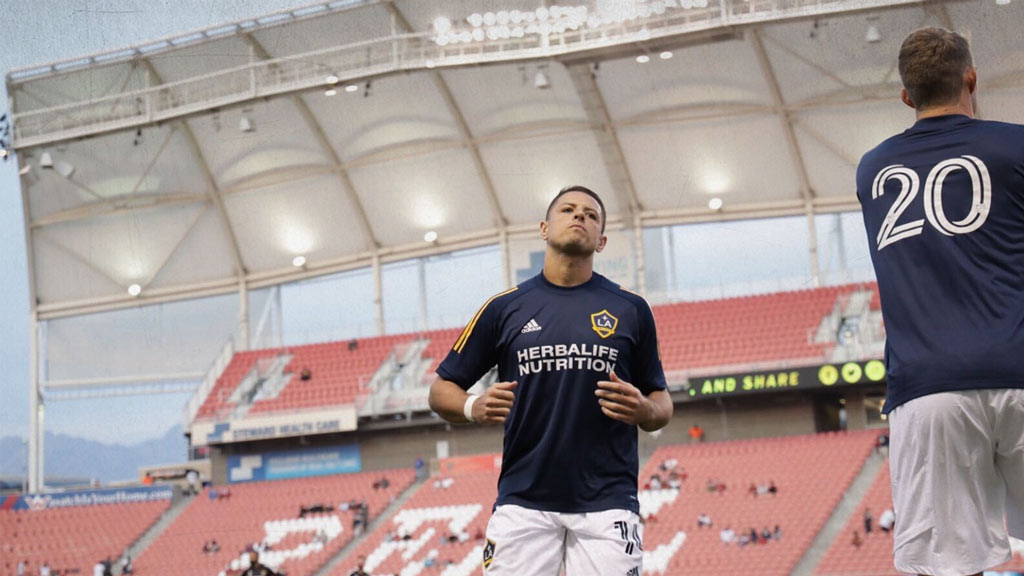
[681,359,887,401]
[228,445,361,483]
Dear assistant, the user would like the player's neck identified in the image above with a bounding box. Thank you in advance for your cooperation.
[915,96,974,121]
[542,252,594,287]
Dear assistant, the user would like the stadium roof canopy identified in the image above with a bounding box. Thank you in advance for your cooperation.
[7,0,1024,320]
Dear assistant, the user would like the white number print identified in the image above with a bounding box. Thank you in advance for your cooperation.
[872,165,924,250]
[872,155,992,250]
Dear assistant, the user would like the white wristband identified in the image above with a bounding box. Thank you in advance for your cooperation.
[463,394,480,423]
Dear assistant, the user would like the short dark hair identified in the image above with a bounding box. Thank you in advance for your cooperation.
[898,27,973,110]
[545,185,607,233]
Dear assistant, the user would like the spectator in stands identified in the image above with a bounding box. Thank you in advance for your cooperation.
[120,556,133,575]
[879,508,895,533]
[142,472,153,486]
[241,550,280,576]
[300,366,312,380]
[659,457,678,472]
[768,480,778,495]
[202,539,221,554]
[689,424,705,443]
[756,482,769,496]
[875,432,889,455]
[697,513,712,528]
[648,473,662,490]
[748,482,758,497]
[219,486,231,500]
[761,527,773,542]
[209,487,218,501]
[39,562,50,576]
[749,527,760,545]
[863,508,873,534]
[102,557,112,576]
[348,555,370,576]
[414,456,425,480]
[93,561,104,576]
[186,469,200,496]
[720,526,736,544]
[347,339,359,351]
[773,525,783,540]
[851,531,863,549]
[667,470,682,489]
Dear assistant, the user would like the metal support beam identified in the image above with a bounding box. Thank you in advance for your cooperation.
[633,213,647,295]
[139,59,248,276]
[373,253,384,335]
[806,205,821,287]
[499,228,512,290]
[28,313,41,493]
[567,62,642,217]
[239,278,250,351]
[241,33,380,250]
[751,28,815,203]
[382,1,508,229]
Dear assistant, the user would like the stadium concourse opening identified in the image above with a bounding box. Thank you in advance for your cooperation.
[4,0,1024,575]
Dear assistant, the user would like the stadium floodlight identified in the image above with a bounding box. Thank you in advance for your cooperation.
[128,284,142,297]
[433,16,452,34]
[660,51,673,60]
[636,54,650,63]
[345,84,359,93]
[39,151,54,168]
[534,69,550,89]
[709,197,723,211]
[55,161,75,179]
[865,25,881,43]
[424,231,438,243]
[324,88,337,96]
[292,255,307,268]
[325,74,339,85]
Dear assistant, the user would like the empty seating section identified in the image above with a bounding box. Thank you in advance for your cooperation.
[640,431,877,576]
[332,470,499,576]
[0,500,168,575]
[654,285,871,372]
[133,469,415,576]
[249,336,407,415]
[195,284,877,419]
[814,458,1024,575]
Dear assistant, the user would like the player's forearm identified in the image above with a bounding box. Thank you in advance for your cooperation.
[639,390,673,432]
[428,378,472,424]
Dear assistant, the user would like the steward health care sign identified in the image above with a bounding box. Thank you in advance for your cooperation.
[190,405,357,446]
[681,359,887,401]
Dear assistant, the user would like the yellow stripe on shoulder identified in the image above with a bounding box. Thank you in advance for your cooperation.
[453,286,518,353]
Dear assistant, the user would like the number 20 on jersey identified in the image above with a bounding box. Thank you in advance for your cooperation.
[871,155,992,250]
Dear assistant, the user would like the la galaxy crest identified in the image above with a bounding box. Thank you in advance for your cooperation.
[483,538,496,570]
[590,309,618,339]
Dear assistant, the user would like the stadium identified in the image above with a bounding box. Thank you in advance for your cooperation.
[1,0,1023,575]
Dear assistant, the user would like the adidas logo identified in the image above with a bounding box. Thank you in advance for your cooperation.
[521,319,543,334]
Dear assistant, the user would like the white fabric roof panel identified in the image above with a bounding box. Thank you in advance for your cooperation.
[9,0,1023,314]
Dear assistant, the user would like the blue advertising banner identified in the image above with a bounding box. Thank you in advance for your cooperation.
[228,445,361,483]
[7,485,173,511]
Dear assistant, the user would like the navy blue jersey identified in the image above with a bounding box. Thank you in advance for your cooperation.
[857,114,1024,413]
[437,272,667,514]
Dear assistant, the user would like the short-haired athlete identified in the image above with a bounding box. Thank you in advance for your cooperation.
[857,28,1024,576]
[429,186,673,575]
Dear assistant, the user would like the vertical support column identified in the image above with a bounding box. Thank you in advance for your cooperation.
[806,204,821,288]
[238,278,249,351]
[633,214,647,295]
[417,258,428,332]
[274,285,284,348]
[373,253,385,336]
[836,213,849,284]
[27,312,41,493]
[499,229,511,289]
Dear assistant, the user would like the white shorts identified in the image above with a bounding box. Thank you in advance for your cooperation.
[889,389,1024,576]
[483,504,643,576]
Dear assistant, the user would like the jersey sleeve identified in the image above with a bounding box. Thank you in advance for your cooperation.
[633,298,668,395]
[436,294,504,390]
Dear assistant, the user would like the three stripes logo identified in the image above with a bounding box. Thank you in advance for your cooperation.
[614,520,643,556]
[520,318,543,334]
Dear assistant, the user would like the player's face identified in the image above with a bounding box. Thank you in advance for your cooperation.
[541,191,607,256]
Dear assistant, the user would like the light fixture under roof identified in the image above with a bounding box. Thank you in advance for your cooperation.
[325,74,339,85]
[433,16,452,33]
[55,161,75,179]
[239,116,253,133]
[636,54,650,64]
[345,84,359,93]
[424,230,438,243]
[660,51,673,60]
[709,197,724,211]
[19,164,31,176]
[324,88,337,96]
[534,69,550,89]
[865,23,881,43]
[996,0,1010,5]
[128,284,142,297]
[39,151,53,168]
[292,255,306,268]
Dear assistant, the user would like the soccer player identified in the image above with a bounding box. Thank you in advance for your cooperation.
[857,27,1024,576]
[429,185,673,575]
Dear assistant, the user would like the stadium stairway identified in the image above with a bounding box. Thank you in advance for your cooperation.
[311,475,427,576]
[112,491,193,576]
[791,449,887,576]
